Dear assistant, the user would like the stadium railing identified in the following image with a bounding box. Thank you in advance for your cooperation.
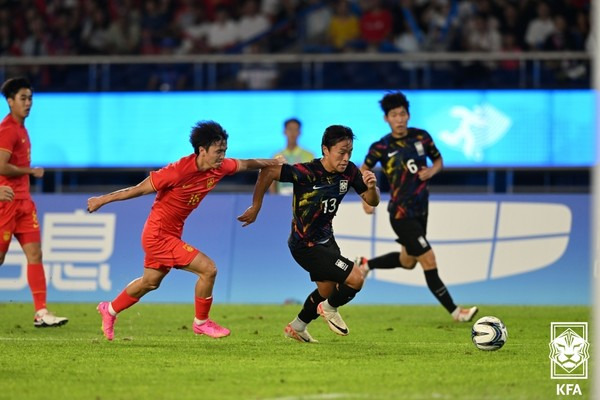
[0,51,591,91]
[0,51,591,194]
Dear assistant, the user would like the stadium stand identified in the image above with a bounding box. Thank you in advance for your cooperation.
[0,0,592,193]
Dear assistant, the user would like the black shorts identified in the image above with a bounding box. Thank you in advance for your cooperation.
[290,239,354,283]
[390,215,431,257]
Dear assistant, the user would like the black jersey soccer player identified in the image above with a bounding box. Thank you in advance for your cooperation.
[358,91,478,322]
[238,125,380,342]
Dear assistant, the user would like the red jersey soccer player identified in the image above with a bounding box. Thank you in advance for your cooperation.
[0,77,68,327]
[88,121,282,341]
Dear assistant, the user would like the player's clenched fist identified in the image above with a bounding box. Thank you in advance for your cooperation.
[87,196,103,213]
[362,170,377,188]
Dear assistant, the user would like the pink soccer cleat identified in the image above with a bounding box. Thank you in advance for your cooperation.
[193,319,231,338]
[97,301,116,341]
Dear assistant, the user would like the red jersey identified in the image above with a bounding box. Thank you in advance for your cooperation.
[0,114,32,200]
[146,154,240,236]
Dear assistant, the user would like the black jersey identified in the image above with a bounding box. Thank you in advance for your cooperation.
[364,128,441,220]
[280,159,368,249]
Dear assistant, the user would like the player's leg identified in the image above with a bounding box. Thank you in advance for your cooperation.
[17,198,68,327]
[357,219,418,277]
[315,263,364,336]
[417,248,478,322]
[182,251,230,338]
[0,200,17,267]
[358,250,416,277]
[312,240,364,336]
[97,267,169,340]
[284,283,333,343]
[287,241,362,339]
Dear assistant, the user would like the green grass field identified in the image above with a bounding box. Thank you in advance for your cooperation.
[0,303,592,400]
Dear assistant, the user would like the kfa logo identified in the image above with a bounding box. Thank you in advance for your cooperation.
[549,322,589,379]
[556,384,582,396]
[339,180,348,194]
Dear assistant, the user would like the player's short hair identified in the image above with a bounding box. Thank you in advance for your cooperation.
[379,91,410,115]
[284,118,301,128]
[1,77,33,99]
[321,125,355,154]
[189,121,229,154]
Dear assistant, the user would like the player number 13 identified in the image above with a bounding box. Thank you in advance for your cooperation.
[321,198,337,214]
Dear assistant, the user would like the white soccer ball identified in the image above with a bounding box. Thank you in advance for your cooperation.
[471,316,508,351]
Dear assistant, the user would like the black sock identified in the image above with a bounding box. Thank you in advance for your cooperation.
[327,284,360,308]
[424,269,456,313]
[368,252,402,269]
[298,289,326,323]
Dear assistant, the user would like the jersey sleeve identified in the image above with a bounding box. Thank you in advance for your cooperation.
[149,161,180,192]
[424,131,442,161]
[279,163,314,185]
[221,158,240,175]
[0,124,17,154]
[363,141,382,169]
[349,162,368,195]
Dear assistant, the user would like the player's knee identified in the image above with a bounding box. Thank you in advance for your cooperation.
[400,253,417,269]
[418,252,437,270]
[141,279,161,291]
[202,260,217,280]
[345,268,364,290]
[0,253,5,265]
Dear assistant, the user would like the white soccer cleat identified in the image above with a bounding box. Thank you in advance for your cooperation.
[34,309,69,328]
[284,324,318,343]
[454,306,478,322]
[317,302,349,336]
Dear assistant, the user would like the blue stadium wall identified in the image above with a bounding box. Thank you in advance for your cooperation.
[0,193,591,305]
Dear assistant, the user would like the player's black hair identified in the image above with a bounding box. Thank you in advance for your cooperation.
[379,91,410,116]
[189,121,229,155]
[1,77,33,99]
[321,125,355,154]
[284,118,301,128]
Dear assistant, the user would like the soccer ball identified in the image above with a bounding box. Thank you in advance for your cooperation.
[471,316,508,351]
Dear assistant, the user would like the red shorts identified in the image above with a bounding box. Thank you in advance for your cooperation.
[0,198,41,252]
[141,231,199,270]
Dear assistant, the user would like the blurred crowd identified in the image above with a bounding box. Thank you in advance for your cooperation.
[0,0,592,90]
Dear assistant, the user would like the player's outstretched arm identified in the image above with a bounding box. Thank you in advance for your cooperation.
[359,164,376,214]
[87,177,155,213]
[237,156,285,172]
[360,169,380,207]
[237,165,281,227]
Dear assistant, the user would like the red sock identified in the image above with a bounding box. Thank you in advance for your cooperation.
[111,289,140,313]
[195,296,213,320]
[27,263,47,311]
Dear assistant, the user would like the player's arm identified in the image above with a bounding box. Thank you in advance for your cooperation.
[236,156,284,172]
[360,169,380,207]
[0,150,44,178]
[359,164,376,214]
[87,177,155,213]
[417,156,443,181]
[237,164,282,227]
